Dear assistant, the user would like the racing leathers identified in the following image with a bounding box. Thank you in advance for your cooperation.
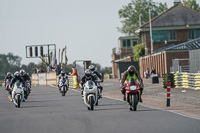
[80,75,96,95]
[4,75,13,89]
[121,70,143,101]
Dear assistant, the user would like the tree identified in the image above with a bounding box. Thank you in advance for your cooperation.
[101,67,112,74]
[133,43,145,61]
[118,0,167,35]
[183,0,200,12]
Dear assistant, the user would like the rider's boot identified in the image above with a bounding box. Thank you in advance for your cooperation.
[123,95,126,101]
[140,97,143,103]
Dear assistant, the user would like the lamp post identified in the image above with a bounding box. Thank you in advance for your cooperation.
[149,9,153,54]
[139,14,142,27]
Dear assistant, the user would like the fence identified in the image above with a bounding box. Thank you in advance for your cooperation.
[31,72,79,89]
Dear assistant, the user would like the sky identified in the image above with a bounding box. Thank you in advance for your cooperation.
[0,0,199,67]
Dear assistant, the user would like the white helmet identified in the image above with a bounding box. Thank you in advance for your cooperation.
[20,69,25,76]
[14,71,20,77]
[89,65,95,72]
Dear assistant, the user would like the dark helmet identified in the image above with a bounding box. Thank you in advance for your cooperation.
[128,65,136,76]
[89,65,95,72]
[7,72,12,77]
[85,69,92,79]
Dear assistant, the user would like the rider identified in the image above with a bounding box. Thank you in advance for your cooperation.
[4,72,13,90]
[89,65,103,97]
[20,69,31,90]
[121,65,144,102]
[10,71,25,102]
[57,70,68,90]
[80,69,96,95]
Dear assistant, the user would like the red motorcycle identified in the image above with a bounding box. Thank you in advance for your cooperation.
[125,78,141,111]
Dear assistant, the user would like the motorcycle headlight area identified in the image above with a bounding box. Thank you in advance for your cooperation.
[130,86,137,90]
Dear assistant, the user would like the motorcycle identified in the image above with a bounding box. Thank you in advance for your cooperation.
[125,78,141,111]
[5,79,12,95]
[24,81,31,99]
[83,80,98,110]
[12,81,24,108]
[59,77,68,96]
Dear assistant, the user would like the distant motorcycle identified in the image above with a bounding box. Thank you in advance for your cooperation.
[125,78,141,111]
[12,81,24,108]
[83,80,98,110]
[5,79,12,95]
[59,77,68,96]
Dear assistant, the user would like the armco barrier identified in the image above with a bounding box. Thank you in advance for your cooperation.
[31,72,57,86]
[32,72,79,89]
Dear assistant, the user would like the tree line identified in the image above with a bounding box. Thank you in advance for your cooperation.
[0,53,112,80]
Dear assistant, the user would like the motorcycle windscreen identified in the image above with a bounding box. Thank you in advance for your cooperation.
[15,82,22,88]
[128,78,136,86]
[86,80,94,88]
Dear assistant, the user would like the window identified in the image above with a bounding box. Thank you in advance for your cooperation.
[123,40,126,47]
[152,30,176,42]
[152,31,168,42]
[133,41,138,46]
[127,40,131,47]
[188,30,195,40]
[168,31,176,41]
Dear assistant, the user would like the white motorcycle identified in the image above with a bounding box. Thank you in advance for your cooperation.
[12,81,24,108]
[59,77,68,96]
[83,80,98,110]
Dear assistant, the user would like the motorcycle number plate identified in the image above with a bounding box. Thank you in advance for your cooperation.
[130,86,136,91]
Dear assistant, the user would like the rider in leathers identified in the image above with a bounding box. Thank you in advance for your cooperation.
[20,69,31,85]
[57,71,68,91]
[80,69,96,95]
[121,65,144,102]
[4,72,13,90]
[89,65,103,98]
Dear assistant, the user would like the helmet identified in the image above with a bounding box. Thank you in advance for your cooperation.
[7,72,12,77]
[61,71,65,76]
[20,69,25,76]
[14,71,20,77]
[89,65,95,72]
[85,69,91,79]
[128,65,136,76]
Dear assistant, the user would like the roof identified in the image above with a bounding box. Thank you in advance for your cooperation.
[167,38,200,50]
[141,4,200,28]
[152,38,200,54]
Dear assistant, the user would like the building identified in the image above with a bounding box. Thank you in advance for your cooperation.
[137,2,200,78]
[136,3,200,55]
[112,36,139,79]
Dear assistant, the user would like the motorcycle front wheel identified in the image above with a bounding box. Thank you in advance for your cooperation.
[17,95,20,108]
[89,96,94,111]
[129,94,138,111]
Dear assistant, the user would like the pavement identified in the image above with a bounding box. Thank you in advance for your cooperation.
[0,82,200,133]
[102,78,200,120]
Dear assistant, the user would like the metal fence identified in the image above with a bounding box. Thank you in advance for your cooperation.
[189,49,200,73]
[170,59,189,73]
